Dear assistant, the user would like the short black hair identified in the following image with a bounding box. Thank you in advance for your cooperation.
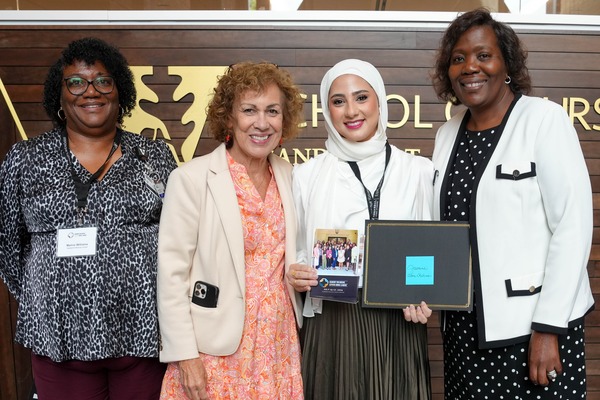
[43,37,136,128]
[432,8,531,105]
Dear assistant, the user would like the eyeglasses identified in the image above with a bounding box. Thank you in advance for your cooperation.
[63,76,115,96]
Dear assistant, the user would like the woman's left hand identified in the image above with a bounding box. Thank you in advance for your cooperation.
[528,331,562,386]
[403,301,432,324]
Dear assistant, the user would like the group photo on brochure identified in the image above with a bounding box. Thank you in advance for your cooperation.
[0,6,595,400]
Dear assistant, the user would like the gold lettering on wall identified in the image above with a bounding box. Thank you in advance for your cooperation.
[594,99,600,131]
[311,94,322,128]
[278,148,326,164]
[414,95,433,129]
[299,93,308,128]
[569,97,592,130]
[387,94,410,128]
[2,67,599,164]
[404,149,421,155]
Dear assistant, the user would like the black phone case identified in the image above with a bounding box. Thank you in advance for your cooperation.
[191,281,219,308]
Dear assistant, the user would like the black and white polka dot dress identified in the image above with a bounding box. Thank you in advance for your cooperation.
[442,127,587,399]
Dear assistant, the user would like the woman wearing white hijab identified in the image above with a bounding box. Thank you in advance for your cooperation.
[288,59,433,399]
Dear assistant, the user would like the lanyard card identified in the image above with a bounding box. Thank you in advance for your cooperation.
[56,226,98,257]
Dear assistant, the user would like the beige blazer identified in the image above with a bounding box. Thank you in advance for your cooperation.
[157,144,303,363]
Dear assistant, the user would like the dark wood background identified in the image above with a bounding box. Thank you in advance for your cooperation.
[0,22,599,400]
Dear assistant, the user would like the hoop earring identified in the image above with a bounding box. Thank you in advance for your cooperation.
[504,76,512,84]
[119,106,125,117]
[57,108,66,121]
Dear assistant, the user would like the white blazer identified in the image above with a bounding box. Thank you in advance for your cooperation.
[157,144,303,362]
[432,95,594,348]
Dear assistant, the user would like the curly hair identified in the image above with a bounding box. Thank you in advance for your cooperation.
[206,61,304,147]
[43,37,136,128]
[431,8,531,105]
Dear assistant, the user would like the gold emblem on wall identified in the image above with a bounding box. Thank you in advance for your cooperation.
[0,76,27,141]
[170,66,227,163]
[125,66,227,164]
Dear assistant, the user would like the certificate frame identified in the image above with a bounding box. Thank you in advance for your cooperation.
[362,220,472,311]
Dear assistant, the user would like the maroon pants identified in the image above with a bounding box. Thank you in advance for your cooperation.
[31,354,166,400]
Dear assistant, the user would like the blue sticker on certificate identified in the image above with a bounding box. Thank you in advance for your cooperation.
[405,256,434,285]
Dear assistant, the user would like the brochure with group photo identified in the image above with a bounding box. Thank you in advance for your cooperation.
[309,228,362,303]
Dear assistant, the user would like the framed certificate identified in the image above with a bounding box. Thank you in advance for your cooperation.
[362,220,472,311]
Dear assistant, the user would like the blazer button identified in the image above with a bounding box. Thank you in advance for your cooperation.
[513,170,520,178]
[529,286,536,292]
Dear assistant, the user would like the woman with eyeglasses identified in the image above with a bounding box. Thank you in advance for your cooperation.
[0,37,177,399]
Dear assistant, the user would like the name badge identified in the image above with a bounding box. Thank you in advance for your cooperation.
[144,172,165,199]
[56,227,98,257]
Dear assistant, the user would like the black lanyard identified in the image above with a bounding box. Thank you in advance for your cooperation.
[62,130,122,221]
[347,141,391,220]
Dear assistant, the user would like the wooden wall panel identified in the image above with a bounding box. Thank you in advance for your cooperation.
[0,23,599,399]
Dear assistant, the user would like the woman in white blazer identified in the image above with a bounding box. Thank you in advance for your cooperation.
[431,9,594,399]
[157,62,305,400]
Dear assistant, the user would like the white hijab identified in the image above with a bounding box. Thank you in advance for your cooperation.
[321,59,388,162]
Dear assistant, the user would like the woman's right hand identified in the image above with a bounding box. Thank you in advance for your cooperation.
[287,263,318,292]
[178,357,209,400]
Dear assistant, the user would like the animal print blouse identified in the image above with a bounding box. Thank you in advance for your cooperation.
[0,128,177,362]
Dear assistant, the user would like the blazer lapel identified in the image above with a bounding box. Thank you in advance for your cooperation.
[270,153,296,267]
[207,145,246,295]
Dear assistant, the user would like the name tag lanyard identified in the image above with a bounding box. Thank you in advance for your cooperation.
[61,130,122,226]
[347,141,391,220]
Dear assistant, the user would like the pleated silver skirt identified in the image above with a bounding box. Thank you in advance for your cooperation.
[300,298,431,400]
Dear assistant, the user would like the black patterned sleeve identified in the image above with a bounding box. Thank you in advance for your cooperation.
[0,142,31,300]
